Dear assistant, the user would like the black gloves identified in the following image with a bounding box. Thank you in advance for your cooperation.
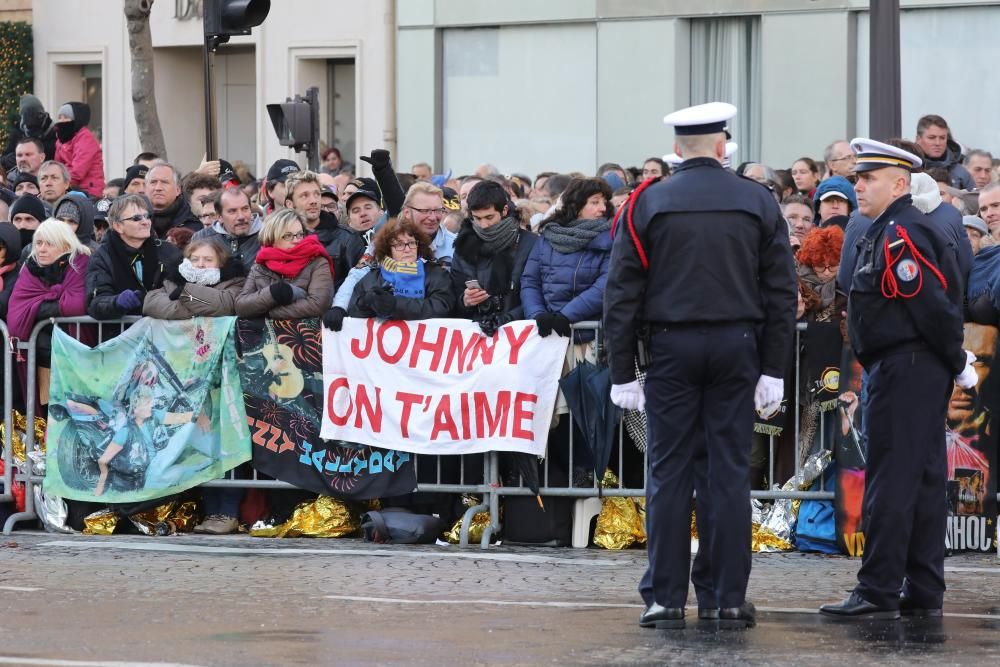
[323,307,347,332]
[168,284,185,301]
[359,149,392,172]
[369,289,396,318]
[36,299,61,319]
[478,312,513,338]
[269,282,294,306]
[535,312,571,337]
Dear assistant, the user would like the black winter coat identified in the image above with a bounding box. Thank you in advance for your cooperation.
[0,222,23,319]
[450,221,537,324]
[86,231,182,320]
[348,261,454,320]
[312,210,365,291]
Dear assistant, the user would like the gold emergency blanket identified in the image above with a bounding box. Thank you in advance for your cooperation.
[2,410,46,464]
[444,495,492,544]
[250,496,358,538]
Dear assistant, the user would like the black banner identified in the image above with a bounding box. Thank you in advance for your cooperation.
[237,318,416,500]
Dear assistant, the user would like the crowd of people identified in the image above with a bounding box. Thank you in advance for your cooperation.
[0,93,995,537]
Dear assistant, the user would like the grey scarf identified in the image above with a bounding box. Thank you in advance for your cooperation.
[542,218,610,254]
[471,216,520,253]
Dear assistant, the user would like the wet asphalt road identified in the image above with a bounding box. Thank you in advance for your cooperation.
[0,532,997,666]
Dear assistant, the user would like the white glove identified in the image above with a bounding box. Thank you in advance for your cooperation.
[956,350,978,389]
[610,381,645,412]
[754,375,784,417]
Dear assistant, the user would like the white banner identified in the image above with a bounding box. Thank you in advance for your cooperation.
[321,318,569,456]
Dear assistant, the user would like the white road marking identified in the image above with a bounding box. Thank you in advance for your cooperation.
[0,659,205,667]
[324,596,1000,620]
[38,539,624,566]
[944,566,1000,574]
[0,585,43,592]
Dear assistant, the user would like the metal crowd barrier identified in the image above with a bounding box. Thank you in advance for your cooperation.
[4,317,996,551]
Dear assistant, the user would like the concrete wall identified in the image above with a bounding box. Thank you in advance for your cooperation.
[32,0,393,181]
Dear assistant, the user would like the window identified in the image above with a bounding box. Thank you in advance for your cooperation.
[689,16,761,161]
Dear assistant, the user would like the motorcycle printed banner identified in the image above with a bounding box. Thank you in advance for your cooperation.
[835,323,999,556]
[238,318,417,500]
[320,318,569,456]
[944,323,998,553]
[44,317,251,503]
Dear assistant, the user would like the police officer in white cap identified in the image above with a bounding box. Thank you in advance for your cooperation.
[820,138,975,620]
[604,102,796,629]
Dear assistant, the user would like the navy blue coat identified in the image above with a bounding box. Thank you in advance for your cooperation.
[520,228,612,335]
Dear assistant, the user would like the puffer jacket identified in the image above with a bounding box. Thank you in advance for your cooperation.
[450,221,537,322]
[53,103,105,198]
[312,210,365,291]
[143,259,246,319]
[348,261,454,320]
[235,256,334,319]
[520,227,612,324]
[85,232,182,320]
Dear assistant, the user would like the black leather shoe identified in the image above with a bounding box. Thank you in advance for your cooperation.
[899,596,943,618]
[639,603,685,629]
[698,607,719,620]
[820,592,900,620]
[718,601,756,629]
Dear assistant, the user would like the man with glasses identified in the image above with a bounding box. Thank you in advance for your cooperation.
[824,140,857,181]
[400,181,456,266]
[86,193,181,320]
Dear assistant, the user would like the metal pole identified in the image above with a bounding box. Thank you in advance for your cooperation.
[869,0,901,140]
[306,86,320,171]
[203,38,218,161]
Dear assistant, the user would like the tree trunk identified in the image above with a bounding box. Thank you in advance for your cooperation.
[124,0,167,159]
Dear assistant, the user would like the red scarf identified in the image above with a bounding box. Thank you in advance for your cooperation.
[0,262,15,292]
[256,234,334,279]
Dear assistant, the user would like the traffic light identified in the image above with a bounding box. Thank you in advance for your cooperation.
[203,0,270,51]
[267,87,321,171]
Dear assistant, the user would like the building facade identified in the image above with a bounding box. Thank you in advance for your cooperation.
[31,0,395,181]
[396,0,1000,177]
[27,1,1000,183]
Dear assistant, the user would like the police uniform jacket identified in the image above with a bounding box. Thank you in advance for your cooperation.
[603,157,797,384]
[846,193,965,374]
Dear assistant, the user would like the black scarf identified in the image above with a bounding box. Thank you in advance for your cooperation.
[151,197,183,236]
[26,254,71,285]
[107,230,161,291]
[541,218,610,254]
[18,227,35,252]
[454,221,520,297]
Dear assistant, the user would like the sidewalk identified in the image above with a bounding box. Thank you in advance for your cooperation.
[0,531,997,666]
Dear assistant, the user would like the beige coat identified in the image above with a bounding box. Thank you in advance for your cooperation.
[234,257,334,319]
[142,276,246,319]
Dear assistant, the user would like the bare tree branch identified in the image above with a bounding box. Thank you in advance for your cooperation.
[124,0,167,159]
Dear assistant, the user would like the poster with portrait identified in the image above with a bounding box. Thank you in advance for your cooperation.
[944,323,998,553]
[834,347,867,557]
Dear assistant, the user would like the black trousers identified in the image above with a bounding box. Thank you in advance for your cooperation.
[855,349,951,609]
[639,323,758,609]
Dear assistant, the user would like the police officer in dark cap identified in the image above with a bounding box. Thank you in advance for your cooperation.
[604,102,797,630]
[820,139,974,620]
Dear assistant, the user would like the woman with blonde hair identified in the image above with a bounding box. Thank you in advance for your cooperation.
[235,208,334,319]
[8,218,95,407]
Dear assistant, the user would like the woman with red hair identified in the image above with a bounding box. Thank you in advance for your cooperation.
[797,226,845,323]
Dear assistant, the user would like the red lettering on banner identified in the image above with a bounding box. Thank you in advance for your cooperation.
[442,329,479,374]
[326,377,352,426]
[408,322,447,371]
[395,391,424,438]
[512,392,537,440]
[250,419,271,449]
[460,392,471,440]
[475,391,510,438]
[354,384,383,432]
[376,320,410,364]
[503,324,533,365]
[350,318,376,359]
[469,335,498,370]
[430,395,459,440]
[276,428,296,453]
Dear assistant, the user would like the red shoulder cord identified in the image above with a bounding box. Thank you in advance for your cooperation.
[880,225,948,299]
[610,178,656,270]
